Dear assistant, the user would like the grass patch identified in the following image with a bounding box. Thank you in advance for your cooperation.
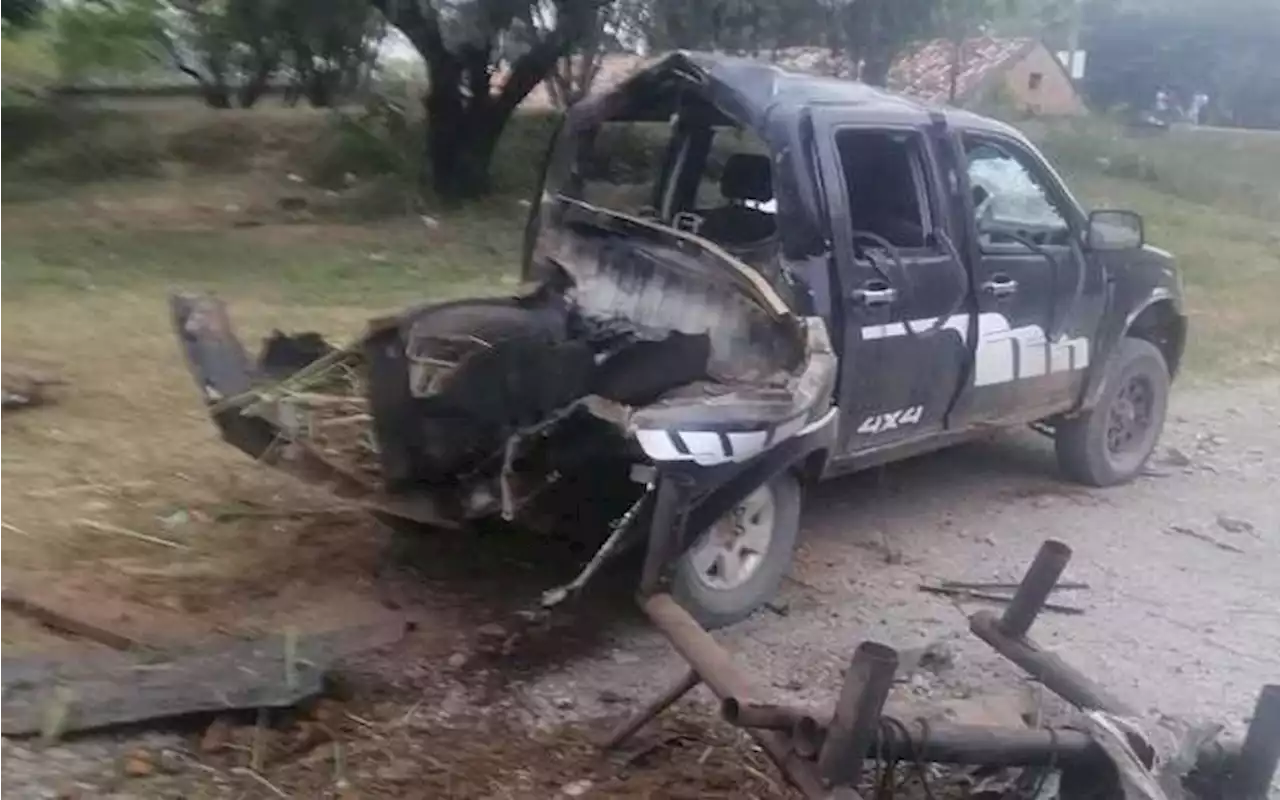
[1029,116,1280,222]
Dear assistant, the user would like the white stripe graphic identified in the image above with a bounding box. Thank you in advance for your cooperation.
[862,312,1089,387]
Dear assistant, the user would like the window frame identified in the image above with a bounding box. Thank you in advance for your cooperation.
[961,132,1084,253]
[829,125,941,254]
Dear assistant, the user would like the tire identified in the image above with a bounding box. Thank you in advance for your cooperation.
[671,472,802,629]
[1055,337,1170,487]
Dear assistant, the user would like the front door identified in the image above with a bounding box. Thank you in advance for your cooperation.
[948,134,1096,425]
[812,120,971,455]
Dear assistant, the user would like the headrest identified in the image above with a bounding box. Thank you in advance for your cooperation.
[720,153,773,202]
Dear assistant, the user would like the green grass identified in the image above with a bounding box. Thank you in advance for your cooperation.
[1,185,523,307]
[1065,171,1280,377]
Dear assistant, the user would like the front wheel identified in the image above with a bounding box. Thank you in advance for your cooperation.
[671,472,801,629]
[1055,337,1170,487]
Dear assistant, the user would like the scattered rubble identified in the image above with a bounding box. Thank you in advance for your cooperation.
[1,365,64,411]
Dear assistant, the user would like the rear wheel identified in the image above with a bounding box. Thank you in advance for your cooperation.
[671,472,801,629]
[1055,337,1170,486]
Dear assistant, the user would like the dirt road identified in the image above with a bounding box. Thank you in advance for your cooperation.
[519,377,1280,742]
[4,378,1276,798]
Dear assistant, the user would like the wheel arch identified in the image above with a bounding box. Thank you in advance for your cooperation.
[1124,299,1186,380]
[1078,295,1186,413]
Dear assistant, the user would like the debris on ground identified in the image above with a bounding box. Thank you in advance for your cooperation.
[1214,514,1256,536]
[1165,524,1245,553]
[916,583,1086,615]
[2,616,407,737]
[2,573,210,650]
[1,365,64,411]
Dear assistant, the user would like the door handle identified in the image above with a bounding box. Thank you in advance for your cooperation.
[982,275,1019,298]
[852,281,898,307]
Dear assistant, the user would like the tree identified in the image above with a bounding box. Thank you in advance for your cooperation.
[1082,0,1280,129]
[3,0,43,29]
[372,0,609,199]
[50,0,164,82]
[277,0,384,108]
[161,0,283,108]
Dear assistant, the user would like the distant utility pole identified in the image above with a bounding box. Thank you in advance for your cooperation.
[1064,0,1081,80]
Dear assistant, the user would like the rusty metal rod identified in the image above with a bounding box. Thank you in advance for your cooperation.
[971,610,1135,716]
[818,641,899,787]
[721,699,815,731]
[1230,684,1280,799]
[802,719,1108,767]
[641,593,827,799]
[638,473,693,597]
[1000,539,1072,638]
[598,668,700,750]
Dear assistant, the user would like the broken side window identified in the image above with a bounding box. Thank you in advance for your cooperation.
[577,121,673,218]
[835,129,932,250]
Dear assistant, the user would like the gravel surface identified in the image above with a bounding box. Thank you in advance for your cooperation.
[3,378,1276,798]
[519,378,1280,742]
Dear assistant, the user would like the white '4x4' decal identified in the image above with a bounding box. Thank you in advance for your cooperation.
[856,405,924,435]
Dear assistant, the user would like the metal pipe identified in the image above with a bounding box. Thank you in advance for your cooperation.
[971,610,1134,716]
[1000,539,1072,638]
[1230,684,1280,799]
[818,642,899,787]
[799,718,1107,768]
[598,668,699,750]
[638,473,693,597]
[721,699,813,731]
[642,594,827,799]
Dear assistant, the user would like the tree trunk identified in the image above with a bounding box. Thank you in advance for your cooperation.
[862,47,894,87]
[237,62,275,108]
[423,85,503,201]
[202,82,233,109]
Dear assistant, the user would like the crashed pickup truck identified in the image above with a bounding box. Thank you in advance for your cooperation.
[173,53,1184,628]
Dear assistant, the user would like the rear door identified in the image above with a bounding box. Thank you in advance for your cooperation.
[948,133,1099,424]
[810,116,972,455]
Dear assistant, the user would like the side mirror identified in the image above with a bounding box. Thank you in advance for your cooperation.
[1087,209,1144,250]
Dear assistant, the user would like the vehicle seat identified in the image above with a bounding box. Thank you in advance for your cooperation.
[696,153,777,247]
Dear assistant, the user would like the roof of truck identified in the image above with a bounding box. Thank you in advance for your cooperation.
[569,51,1023,145]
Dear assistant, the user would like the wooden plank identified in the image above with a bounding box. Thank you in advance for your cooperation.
[1,576,203,651]
[2,618,407,737]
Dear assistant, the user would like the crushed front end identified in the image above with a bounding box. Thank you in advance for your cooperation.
[171,53,840,619]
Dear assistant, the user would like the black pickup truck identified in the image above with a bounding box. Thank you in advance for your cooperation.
[173,52,1185,627]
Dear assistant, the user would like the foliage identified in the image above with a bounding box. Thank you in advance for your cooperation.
[49,0,164,82]
[42,0,382,109]
[645,0,827,54]
[275,0,385,108]
[2,0,43,29]
[1082,0,1280,130]
[372,0,607,199]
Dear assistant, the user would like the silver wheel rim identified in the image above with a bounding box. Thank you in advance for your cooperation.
[686,485,775,591]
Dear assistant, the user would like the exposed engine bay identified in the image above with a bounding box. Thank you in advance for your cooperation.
[173,200,834,539]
